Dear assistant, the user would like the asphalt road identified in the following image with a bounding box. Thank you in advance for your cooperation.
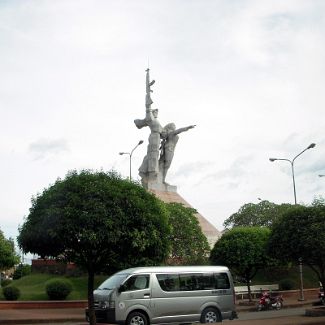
[232,307,305,321]
[13,307,314,325]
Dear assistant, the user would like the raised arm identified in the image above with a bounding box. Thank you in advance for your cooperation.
[172,125,196,136]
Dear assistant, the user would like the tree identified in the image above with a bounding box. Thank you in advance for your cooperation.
[210,227,271,301]
[223,200,293,229]
[0,230,19,273]
[268,204,325,289]
[165,203,210,265]
[18,170,171,325]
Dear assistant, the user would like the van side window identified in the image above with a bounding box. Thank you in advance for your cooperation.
[214,273,230,289]
[123,275,149,291]
[179,273,215,291]
[156,273,231,291]
[156,274,180,291]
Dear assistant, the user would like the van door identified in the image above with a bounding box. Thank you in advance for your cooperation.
[115,274,151,322]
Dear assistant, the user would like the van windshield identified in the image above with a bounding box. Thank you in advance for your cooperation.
[97,273,130,290]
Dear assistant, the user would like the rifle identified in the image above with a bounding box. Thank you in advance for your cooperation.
[145,68,155,109]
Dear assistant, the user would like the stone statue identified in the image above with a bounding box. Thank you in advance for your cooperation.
[134,69,195,191]
[134,69,163,188]
[159,123,196,184]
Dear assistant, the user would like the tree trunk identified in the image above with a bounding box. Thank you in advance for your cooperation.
[246,279,252,302]
[88,269,96,325]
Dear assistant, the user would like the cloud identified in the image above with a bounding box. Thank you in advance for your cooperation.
[28,138,69,160]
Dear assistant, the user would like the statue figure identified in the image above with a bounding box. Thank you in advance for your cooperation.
[159,123,196,184]
[134,69,195,190]
[134,69,163,187]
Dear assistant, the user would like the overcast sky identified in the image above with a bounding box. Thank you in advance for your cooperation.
[1,0,325,247]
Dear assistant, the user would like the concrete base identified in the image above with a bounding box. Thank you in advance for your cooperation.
[149,188,221,248]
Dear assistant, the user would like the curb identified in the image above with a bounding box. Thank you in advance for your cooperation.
[305,306,325,317]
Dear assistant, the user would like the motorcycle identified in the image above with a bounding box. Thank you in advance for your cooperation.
[319,287,324,305]
[257,291,283,311]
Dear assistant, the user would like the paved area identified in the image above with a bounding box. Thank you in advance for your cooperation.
[0,298,324,324]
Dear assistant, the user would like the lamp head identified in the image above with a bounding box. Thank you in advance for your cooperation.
[269,158,277,162]
[307,143,316,149]
[138,140,144,145]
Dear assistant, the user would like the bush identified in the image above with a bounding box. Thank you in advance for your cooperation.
[3,286,20,300]
[279,278,295,290]
[1,279,12,287]
[12,264,31,280]
[45,279,73,300]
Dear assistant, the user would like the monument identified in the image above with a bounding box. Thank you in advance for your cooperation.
[134,69,221,247]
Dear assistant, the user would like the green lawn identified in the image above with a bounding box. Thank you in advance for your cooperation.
[0,273,107,301]
[244,265,319,289]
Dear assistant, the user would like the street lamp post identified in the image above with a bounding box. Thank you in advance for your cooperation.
[119,140,144,180]
[269,143,316,301]
[298,257,305,301]
[269,143,316,204]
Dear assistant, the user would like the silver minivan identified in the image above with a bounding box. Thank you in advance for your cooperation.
[86,266,237,324]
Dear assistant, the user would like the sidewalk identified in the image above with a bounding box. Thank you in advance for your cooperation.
[0,298,324,325]
[0,307,85,324]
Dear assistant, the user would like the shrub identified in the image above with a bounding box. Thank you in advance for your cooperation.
[3,286,20,300]
[12,264,31,280]
[1,279,12,287]
[45,279,73,300]
[279,278,295,290]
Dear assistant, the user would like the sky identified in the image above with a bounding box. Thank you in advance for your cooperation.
[1,0,325,252]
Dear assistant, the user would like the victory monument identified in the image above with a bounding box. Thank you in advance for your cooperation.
[134,69,221,247]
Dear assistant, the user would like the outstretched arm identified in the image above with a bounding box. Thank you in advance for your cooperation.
[172,125,196,136]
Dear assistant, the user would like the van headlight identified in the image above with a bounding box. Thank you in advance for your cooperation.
[98,301,115,309]
[98,301,109,309]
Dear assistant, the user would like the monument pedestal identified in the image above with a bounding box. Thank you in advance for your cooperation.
[147,181,177,193]
[149,188,221,248]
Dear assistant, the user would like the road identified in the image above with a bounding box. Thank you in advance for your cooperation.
[232,307,305,321]
[16,307,320,325]
[22,307,307,325]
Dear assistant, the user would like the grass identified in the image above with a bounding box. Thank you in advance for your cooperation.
[247,265,319,289]
[0,273,107,301]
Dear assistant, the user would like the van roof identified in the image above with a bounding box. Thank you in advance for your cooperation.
[116,265,229,274]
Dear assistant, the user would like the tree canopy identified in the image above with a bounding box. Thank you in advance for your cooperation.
[223,200,293,229]
[165,202,210,265]
[18,170,171,325]
[0,230,19,271]
[210,227,271,301]
[268,204,325,288]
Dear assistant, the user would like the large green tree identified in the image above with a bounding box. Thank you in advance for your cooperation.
[210,227,271,301]
[18,170,171,325]
[0,231,19,273]
[223,200,293,229]
[165,203,210,265]
[268,204,325,288]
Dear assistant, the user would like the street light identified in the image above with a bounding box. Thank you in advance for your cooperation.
[269,143,316,301]
[269,143,316,204]
[298,257,305,301]
[319,175,325,177]
[119,140,144,180]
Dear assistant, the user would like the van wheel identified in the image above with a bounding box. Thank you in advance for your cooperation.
[126,311,148,325]
[201,307,221,323]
